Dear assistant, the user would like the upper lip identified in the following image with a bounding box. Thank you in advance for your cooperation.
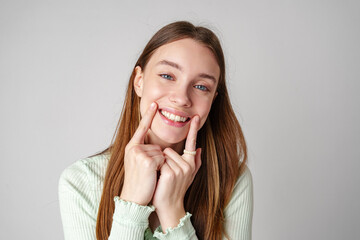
[159,107,191,119]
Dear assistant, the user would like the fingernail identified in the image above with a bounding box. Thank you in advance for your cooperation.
[195,115,200,123]
[150,102,156,109]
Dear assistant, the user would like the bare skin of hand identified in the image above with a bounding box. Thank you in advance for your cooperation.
[120,102,165,206]
[152,115,202,232]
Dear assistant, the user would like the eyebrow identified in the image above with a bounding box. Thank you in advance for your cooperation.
[156,59,217,83]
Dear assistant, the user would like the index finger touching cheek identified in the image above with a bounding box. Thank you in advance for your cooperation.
[131,102,157,144]
[184,115,200,152]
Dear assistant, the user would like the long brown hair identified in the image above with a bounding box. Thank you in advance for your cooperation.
[95,21,247,239]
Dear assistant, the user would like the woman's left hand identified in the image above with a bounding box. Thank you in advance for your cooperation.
[152,115,202,231]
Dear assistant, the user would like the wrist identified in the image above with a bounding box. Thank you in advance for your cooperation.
[156,206,186,233]
[153,212,195,239]
[113,196,155,225]
[119,193,149,206]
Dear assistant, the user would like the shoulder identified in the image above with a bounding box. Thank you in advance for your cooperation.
[58,152,111,229]
[58,152,110,194]
[235,165,253,192]
[224,164,254,216]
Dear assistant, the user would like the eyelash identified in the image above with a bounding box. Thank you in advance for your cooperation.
[159,74,210,92]
[194,85,209,91]
[160,74,173,80]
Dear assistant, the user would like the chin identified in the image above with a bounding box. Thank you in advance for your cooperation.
[150,129,186,146]
[159,133,186,145]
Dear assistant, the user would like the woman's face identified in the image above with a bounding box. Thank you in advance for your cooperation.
[134,38,220,146]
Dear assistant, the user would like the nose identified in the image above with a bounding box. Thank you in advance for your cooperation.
[168,87,191,107]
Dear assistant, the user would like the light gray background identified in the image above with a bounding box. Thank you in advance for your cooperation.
[1,0,359,239]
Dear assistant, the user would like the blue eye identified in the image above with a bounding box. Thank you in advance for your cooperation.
[195,85,208,91]
[160,74,173,80]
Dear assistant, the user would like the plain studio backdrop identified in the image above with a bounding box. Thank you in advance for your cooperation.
[1,0,359,239]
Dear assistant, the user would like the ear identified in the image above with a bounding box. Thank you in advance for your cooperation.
[133,66,144,97]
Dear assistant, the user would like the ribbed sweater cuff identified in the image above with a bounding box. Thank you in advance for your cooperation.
[112,196,155,227]
[153,212,196,239]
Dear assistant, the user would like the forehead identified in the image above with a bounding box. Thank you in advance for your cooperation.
[146,38,220,80]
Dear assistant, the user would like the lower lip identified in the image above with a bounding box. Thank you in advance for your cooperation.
[158,110,189,128]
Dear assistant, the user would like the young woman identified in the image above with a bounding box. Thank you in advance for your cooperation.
[59,21,253,240]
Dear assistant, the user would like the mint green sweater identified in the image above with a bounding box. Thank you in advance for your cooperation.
[58,152,253,239]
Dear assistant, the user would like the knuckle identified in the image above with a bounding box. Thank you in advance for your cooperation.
[132,145,142,154]
[158,155,166,163]
[135,151,146,161]
[125,143,133,152]
[164,171,175,180]
[149,144,162,151]
[142,157,154,169]
[182,163,191,175]
[154,145,162,151]
[163,147,172,154]
[138,123,147,133]
[174,168,182,177]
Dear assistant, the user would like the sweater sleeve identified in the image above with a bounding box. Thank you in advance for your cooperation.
[58,160,155,240]
[223,166,254,240]
[152,166,253,240]
[108,197,155,239]
[153,212,197,240]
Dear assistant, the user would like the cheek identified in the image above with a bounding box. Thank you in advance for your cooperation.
[197,101,213,128]
[143,82,167,99]
[139,84,166,116]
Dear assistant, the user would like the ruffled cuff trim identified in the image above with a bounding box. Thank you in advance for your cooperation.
[153,212,196,239]
[112,196,155,227]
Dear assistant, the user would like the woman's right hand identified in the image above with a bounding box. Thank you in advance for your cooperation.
[120,102,165,206]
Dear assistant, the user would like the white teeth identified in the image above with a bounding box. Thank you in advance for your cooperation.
[161,110,187,122]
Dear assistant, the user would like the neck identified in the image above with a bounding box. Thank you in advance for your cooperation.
[145,130,185,155]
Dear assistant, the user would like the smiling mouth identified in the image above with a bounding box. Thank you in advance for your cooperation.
[160,109,190,123]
